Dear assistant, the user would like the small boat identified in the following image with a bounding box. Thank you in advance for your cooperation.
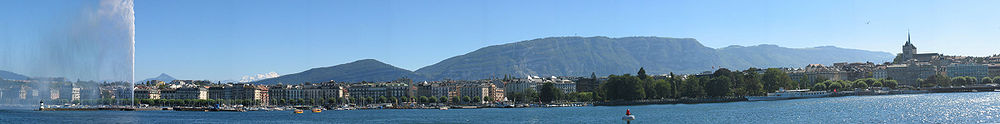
[312,108,322,113]
[745,88,830,101]
[294,109,304,114]
[438,107,449,110]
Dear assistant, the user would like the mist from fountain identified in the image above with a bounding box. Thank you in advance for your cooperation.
[0,0,133,107]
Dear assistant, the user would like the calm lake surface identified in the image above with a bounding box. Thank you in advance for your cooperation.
[2,92,1000,123]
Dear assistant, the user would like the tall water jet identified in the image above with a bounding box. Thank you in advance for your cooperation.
[0,0,133,107]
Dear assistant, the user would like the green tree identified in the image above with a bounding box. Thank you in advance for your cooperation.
[669,72,680,98]
[969,77,979,85]
[461,96,471,103]
[419,96,430,103]
[707,76,732,97]
[994,76,1000,84]
[637,67,649,80]
[924,74,950,87]
[812,83,826,91]
[484,96,494,103]
[762,68,794,92]
[839,80,853,90]
[952,77,968,86]
[328,98,337,105]
[742,71,764,96]
[871,80,883,87]
[540,82,562,103]
[602,74,645,100]
[982,77,994,84]
[681,75,707,98]
[855,80,869,89]
[828,82,843,91]
[883,79,898,88]
[653,79,672,99]
[451,96,461,104]
[378,96,388,103]
[438,96,449,103]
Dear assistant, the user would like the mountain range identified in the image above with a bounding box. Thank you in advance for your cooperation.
[253,36,894,84]
[140,73,177,82]
[0,70,29,80]
[253,59,425,84]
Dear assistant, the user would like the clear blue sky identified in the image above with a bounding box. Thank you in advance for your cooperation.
[3,0,1000,81]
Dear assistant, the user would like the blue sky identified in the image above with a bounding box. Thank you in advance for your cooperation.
[3,0,1000,81]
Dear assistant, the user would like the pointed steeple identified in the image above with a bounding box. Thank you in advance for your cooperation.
[902,30,917,56]
[903,31,914,48]
[906,31,911,44]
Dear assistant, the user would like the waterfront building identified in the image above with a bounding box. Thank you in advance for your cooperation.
[208,84,269,105]
[256,85,270,106]
[416,82,433,97]
[347,82,409,99]
[162,87,208,100]
[134,86,160,99]
[552,82,577,94]
[267,84,289,102]
[285,86,304,100]
[988,64,1000,77]
[945,63,989,78]
[430,83,451,97]
[504,79,537,94]
[319,83,346,99]
[873,66,888,79]
[303,84,324,99]
[885,63,938,87]
[459,83,490,103]
[348,83,386,98]
[386,83,409,98]
[504,76,576,95]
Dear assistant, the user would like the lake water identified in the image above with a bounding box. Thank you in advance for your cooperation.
[2,92,999,123]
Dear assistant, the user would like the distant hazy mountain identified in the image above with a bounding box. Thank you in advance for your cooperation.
[140,73,177,82]
[254,36,893,83]
[415,36,894,80]
[253,59,425,84]
[0,70,29,80]
[717,45,894,69]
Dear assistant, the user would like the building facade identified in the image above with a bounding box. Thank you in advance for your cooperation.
[946,64,989,78]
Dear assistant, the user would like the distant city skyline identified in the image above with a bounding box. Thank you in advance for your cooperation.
[2,0,999,81]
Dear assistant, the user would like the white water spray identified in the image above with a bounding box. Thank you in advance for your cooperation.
[0,0,134,106]
[100,0,135,107]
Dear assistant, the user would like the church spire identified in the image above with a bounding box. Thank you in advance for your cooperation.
[903,30,914,47]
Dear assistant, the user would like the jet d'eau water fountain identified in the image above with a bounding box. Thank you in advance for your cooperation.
[0,0,134,108]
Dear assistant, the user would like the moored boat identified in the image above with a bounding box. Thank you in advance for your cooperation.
[294,109,304,113]
[745,88,830,101]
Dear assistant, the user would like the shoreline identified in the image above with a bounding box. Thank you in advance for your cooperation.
[595,89,998,106]
[18,88,1000,112]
